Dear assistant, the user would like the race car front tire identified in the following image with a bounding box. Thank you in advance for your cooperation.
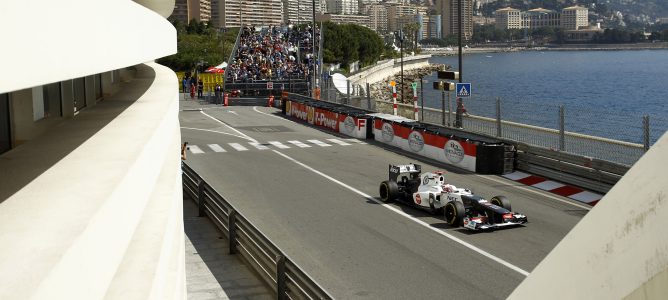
[444,201,465,227]
[379,180,399,203]
[491,195,512,211]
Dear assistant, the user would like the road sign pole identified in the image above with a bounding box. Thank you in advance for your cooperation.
[420,77,424,121]
[447,92,452,127]
[392,85,398,116]
[412,83,418,120]
[441,90,446,126]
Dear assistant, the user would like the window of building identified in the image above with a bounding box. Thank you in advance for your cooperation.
[0,93,10,154]
[43,82,62,118]
[95,74,103,100]
[73,77,86,112]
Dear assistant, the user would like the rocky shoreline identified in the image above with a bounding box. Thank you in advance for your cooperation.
[368,64,449,104]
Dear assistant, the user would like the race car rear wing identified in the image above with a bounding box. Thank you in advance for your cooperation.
[388,164,421,182]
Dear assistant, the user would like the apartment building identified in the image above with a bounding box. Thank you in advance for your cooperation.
[316,13,371,28]
[524,8,560,29]
[283,0,326,24]
[426,15,442,39]
[434,0,473,39]
[362,4,389,33]
[495,6,589,31]
[0,0,183,299]
[387,4,426,32]
[494,7,521,30]
[326,0,359,15]
[217,0,283,27]
[171,0,211,24]
[561,5,588,30]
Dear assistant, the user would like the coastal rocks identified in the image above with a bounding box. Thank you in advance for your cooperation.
[370,63,450,104]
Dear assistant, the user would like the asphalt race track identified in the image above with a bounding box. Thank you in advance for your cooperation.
[180,105,590,299]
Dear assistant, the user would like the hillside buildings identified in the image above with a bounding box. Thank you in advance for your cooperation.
[495,6,590,31]
[435,0,474,40]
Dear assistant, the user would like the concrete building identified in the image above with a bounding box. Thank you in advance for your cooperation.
[170,0,211,24]
[561,5,588,30]
[215,0,283,28]
[524,8,560,29]
[425,15,442,39]
[326,0,359,15]
[0,0,183,299]
[362,4,388,33]
[386,4,426,32]
[316,13,371,28]
[494,7,521,30]
[435,0,473,39]
[283,0,326,24]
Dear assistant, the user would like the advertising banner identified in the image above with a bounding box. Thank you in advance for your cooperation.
[285,100,369,139]
[373,119,477,172]
[338,115,368,139]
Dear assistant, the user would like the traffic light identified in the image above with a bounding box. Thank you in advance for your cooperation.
[433,81,455,91]
[437,71,460,80]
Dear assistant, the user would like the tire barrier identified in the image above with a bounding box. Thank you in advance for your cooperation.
[282,95,514,175]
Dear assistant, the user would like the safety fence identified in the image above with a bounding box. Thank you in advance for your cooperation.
[226,80,309,97]
[302,92,630,193]
[182,162,332,300]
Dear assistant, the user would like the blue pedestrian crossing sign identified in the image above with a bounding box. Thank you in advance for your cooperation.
[456,83,472,97]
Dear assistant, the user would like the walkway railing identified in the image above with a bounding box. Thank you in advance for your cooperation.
[182,162,332,300]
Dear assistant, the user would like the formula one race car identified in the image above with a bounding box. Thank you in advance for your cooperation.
[379,164,528,230]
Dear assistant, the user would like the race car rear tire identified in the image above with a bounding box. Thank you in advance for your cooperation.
[379,180,399,203]
[444,201,465,227]
[491,195,512,211]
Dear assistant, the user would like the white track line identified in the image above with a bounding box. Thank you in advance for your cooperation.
[228,143,248,151]
[479,175,592,211]
[272,150,530,277]
[249,142,270,150]
[327,138,351,146]
[269,141,291,149]
[207,144,226,152]
[253,106,294,122]
[288,140,311,148]
[181,127,249,140]
[200,110,257,143]
[188,145,204,154]
[307,139,331,147]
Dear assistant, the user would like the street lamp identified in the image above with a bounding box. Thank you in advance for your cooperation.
[395,30,405,103]
[456,0,464,128]
[312,0,317,97]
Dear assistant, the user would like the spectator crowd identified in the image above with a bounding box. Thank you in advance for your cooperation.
[226,25,320,83]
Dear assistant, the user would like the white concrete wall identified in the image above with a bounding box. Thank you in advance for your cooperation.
[509,131,668,299]
[0,0,176,93]
[347,54,432,87]
[0,63,184,300]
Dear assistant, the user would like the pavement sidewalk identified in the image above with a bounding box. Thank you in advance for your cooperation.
[184,196,273,300]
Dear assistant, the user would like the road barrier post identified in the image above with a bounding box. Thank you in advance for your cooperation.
[277,255,287,300]
[228,210,237,254]
[197,180,205,217]
[559,105,565,151]
[496,97,502,137]
[643,114,650,152]
[224,93,229,106]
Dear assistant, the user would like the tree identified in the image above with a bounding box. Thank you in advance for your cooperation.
[322,22,384,70]
[400,22,421,53]
[157,20,238,72]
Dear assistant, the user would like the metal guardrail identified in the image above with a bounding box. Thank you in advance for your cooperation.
[385,101,643,167]
[182,162,332,300]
